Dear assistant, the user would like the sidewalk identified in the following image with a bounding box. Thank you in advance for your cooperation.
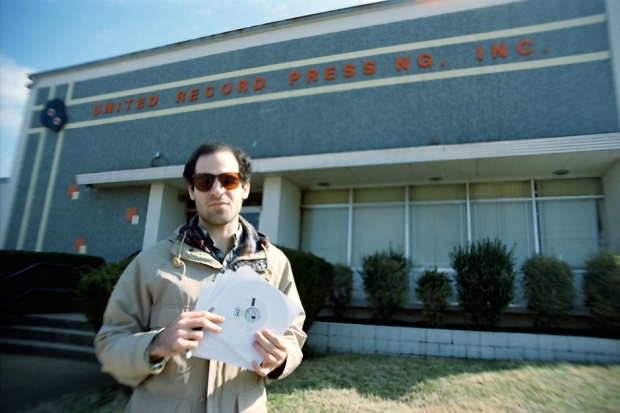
[0,353,117,413]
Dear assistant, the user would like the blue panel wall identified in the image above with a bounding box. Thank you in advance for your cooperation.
[9,0,619,261]
[56,0,616,166]
[46,185,151,263]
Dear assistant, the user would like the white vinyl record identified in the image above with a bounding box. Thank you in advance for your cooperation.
[233,297,269,332]
[192,267,302,369]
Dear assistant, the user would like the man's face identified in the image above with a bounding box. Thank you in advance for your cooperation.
[188,150,249,231]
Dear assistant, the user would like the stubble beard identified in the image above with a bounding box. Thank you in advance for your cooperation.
[198,203,238,229]
[201,212,235,227]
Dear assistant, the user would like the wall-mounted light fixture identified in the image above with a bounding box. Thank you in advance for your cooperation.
[151,152,170,167]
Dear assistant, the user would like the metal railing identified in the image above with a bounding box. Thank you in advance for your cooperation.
[1,263,84,322]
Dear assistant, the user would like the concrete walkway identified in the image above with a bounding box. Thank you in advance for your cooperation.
[0,353,117,413]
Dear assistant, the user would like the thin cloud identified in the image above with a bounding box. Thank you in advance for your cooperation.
[0,55,33,133]
[0,55,33,176]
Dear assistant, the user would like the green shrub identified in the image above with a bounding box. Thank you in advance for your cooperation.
[360,247,411,321]
[279,247,334,332]
[450,238,516,328]
[583,250,620,335]
[77,253,137,332]
[521,254,576,329]
[330,264,353,318]
[415,269,453,327]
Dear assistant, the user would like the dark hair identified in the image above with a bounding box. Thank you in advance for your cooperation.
[183,141,253,188]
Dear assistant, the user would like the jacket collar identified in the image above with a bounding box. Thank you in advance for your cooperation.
[171,215,270,271]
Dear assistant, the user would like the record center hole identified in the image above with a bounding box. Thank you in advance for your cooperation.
[245,307,261,323]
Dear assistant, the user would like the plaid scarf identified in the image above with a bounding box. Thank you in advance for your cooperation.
[177,214,270,272]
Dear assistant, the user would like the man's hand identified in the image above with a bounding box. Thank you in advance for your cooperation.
[149,311,224,362]
[251,329,288,377]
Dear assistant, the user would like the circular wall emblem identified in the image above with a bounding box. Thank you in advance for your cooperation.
[40,98,67,132]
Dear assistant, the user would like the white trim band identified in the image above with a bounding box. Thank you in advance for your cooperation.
[76,133,620,186]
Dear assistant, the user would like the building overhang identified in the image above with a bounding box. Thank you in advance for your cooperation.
[76,133,620,192]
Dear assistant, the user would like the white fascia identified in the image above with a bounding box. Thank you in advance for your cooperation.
[76,133,620,187]
[30,0,522,88]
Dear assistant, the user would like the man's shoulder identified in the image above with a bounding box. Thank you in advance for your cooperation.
[131,238,175,266]
[143,237,175,253]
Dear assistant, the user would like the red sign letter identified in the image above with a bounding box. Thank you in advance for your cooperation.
[289,72,300,86]
[343,63,355,78]
[492,43,507,59]
[396,56,409,71]
[418,53,432,68]
[221,83,232,95]
[517,39,533,55]
[254,77,265,91]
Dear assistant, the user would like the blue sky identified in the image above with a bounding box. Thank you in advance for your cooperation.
[0,0,381,178]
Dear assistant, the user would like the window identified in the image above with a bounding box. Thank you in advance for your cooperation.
[470,182,535,265]
[301,207,349,265]
[300,179,604,269]
[351,188,406,266]
[301,189,349,264]
[409,185,467,268]
[352,205,405,267]
[536,179,603,267]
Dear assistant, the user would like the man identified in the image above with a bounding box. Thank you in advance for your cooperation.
[95,141,306,413]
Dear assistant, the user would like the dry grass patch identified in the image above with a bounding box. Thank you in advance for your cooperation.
[266,354,620,412]
[18,354,620,412]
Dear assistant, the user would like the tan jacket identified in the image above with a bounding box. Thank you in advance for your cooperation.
[95,237,306,413]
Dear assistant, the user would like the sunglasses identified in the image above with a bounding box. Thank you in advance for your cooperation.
[192,172,241,191]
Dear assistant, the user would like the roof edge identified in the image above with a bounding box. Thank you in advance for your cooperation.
[29,0,393,80]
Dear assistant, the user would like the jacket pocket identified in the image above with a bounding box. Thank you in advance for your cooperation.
[237,384,267,413]
[126,390,196,413]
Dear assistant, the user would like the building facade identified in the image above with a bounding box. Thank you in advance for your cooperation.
[3,0,620,310]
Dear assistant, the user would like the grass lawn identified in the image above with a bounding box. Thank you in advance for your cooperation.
[20,353,620,412]
[267,353,620,412]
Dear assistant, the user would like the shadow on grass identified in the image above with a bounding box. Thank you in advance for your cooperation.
[267,349,559,401]
[17,383,131,413]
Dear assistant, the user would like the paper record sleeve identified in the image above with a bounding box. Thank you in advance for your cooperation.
[191,267,302,369]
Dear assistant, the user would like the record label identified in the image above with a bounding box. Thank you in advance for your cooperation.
[233,297,268,332]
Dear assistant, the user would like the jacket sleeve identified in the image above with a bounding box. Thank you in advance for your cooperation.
[94,250,167,388]
[266,247,307,381]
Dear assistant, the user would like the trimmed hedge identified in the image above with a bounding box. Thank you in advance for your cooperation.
[360,247,411,321]
[521,254,576,330]
[450,238,516,328]
[77,253,137,332]
[415,269,453,327]
[279,246,334,333]
[330,264,353,318]
[583,250,620,336]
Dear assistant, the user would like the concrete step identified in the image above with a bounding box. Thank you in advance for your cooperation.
[0,338,97,362]
[2,325,95,347]
[9,313,94,332]
[0,313,98,363]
